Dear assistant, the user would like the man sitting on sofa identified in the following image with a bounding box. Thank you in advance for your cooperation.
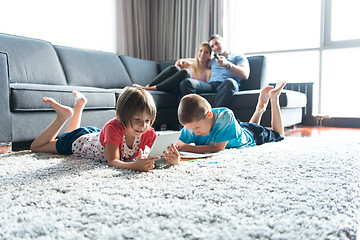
[179,34,250,107]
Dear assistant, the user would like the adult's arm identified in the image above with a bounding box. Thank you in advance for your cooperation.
[216,56,250,80]
[176,58,195,69]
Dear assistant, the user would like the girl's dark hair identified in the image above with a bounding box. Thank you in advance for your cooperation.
[116,86,157,127]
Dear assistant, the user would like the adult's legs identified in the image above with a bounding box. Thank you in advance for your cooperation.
[150,65,180,86]
[179,78,214,97]
[156,69,190,92]
[214,78,238,108]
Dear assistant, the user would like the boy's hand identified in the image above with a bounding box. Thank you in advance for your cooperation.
[176,140,195,152]
[133,150,159,172]
[162,144,180,165]
[176,140,186,151]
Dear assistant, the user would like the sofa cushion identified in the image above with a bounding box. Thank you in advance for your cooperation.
[54,46,132,88]
[239,56,267,91]
[10,83,115,112]
[0,33,67,85]
[119,55,160,86]
[146,90,179,108]
[108,89,178,108]
[158,60,176,72]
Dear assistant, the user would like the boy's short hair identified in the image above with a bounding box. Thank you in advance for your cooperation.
[178,94,212,125]
[116,86,157,127]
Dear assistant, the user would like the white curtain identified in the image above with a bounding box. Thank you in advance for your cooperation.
[117,0,223,61]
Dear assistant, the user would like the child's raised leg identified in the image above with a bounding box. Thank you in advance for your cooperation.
[269,81,286,135]
[30,97,74,153]
[249,85,273,125]
[64,91,87,133]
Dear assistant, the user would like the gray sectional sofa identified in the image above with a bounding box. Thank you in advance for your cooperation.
[0,33,307,150]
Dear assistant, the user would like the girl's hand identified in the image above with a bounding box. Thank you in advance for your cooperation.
[162,144,180,165]
[133,150,159,172]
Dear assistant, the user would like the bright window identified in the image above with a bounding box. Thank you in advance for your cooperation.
[258,51,319,84]
[224,0,321,53]
[0,0,117,52]
[224,0,360,118]
[321,48,360,118]
[331,0,360,41]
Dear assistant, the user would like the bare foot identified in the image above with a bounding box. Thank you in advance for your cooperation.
[144,85,157,91]
[43,97,73,121]
[132,84,145,89]
[133,84,157,91]
[269,81,286,100]
[72,91,87,109]
[256,85,273,112]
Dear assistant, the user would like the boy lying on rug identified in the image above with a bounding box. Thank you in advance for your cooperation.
[30,87,180,172]
[176,81,286,154]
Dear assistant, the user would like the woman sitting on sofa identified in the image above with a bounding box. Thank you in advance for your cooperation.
[133,42,211,93]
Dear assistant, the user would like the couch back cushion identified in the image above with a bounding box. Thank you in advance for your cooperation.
[55,46,132,88]
[158,60,176,72]
[119,55,160,86]
[0,33,67,85]
[239,55,267,91]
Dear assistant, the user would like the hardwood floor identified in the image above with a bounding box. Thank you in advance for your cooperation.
[285,126,360,138]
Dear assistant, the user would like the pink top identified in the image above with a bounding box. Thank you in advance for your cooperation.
[71,118,156,162]
[100,118,157,161]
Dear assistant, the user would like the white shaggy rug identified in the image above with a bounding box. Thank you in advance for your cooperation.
[1,136,359,239]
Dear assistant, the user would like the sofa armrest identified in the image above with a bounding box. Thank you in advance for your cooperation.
[0,51,12,142]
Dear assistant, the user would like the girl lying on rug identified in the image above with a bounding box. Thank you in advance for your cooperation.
[176,81,287,153]
[30,87,180,172]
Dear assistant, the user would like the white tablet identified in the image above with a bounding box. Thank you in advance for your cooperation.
[148,131,181,167]
[149,131,181,158]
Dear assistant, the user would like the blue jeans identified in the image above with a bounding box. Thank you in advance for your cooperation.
[238,120,284,145]
[179,78,239,107]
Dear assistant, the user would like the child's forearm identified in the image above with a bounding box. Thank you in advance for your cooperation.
[180,144,224,154]
[107,159,135,170]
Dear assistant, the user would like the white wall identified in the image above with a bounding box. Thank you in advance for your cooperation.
[0,0,117,53]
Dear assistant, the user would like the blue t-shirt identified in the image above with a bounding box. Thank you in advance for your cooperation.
[179,108,255,149]
[209,52,249,85]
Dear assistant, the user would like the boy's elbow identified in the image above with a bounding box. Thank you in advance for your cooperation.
[210,146,226,153]
[211,142,227,153]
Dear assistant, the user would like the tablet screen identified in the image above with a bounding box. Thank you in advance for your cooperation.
[148,131,181,158]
